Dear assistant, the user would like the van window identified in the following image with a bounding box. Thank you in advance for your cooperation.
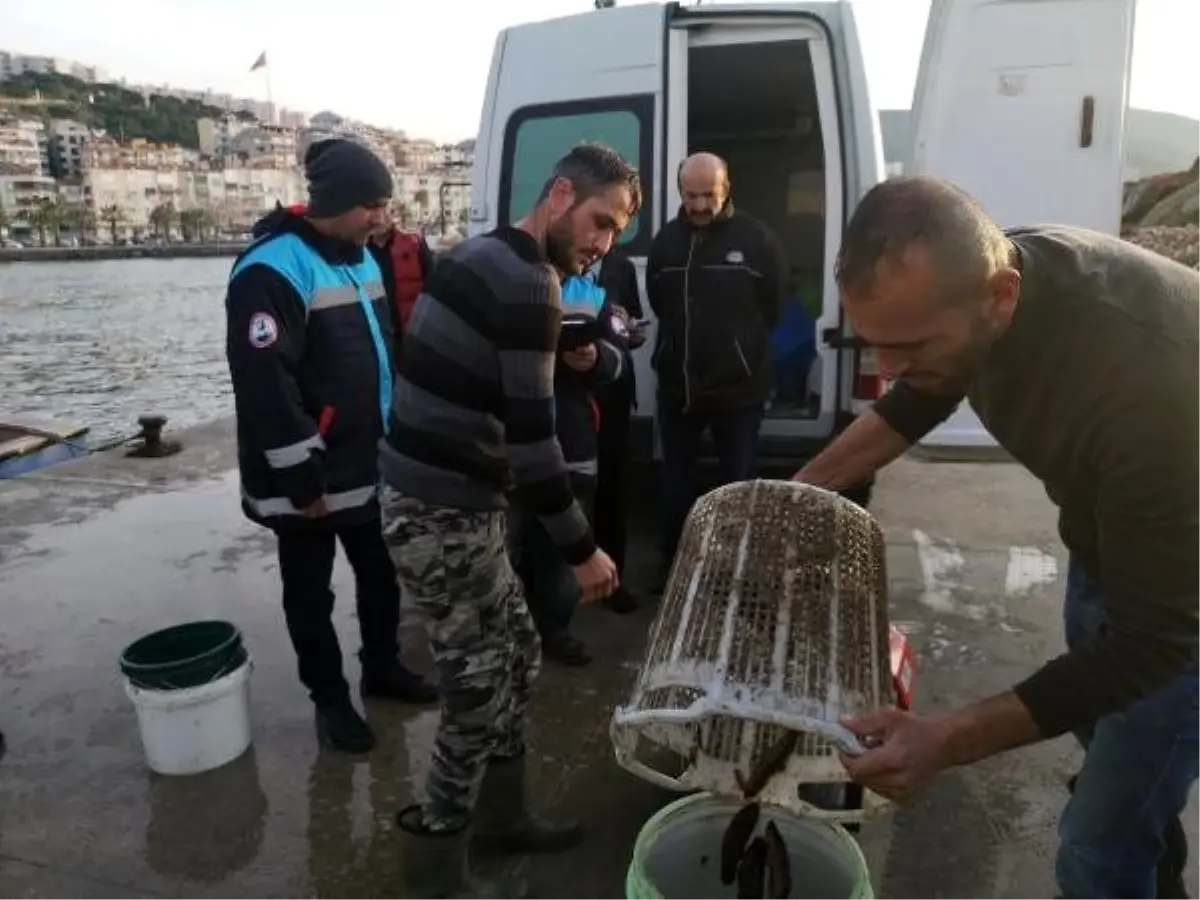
[499,95,655,256]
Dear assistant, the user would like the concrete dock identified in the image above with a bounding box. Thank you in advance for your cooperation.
[0,418,1195,898]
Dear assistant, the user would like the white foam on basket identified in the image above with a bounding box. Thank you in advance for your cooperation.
[610,479,895,824]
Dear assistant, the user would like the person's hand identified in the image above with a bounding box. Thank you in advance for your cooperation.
[610,304,631,325]
[572,548,619,603]
[627,320,648,349]
[838,707,954,803]
[563,343,598,372]
[300,495,330,519]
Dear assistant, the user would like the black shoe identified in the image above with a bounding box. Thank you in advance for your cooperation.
[542,634,592,667]
[604,585,638,614]
[315,700,376,753]
[361,662,438,704]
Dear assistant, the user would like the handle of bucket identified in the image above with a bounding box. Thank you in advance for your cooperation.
[612,748,695,793]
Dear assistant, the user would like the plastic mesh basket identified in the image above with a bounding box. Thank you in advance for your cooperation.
[611,479,893,821]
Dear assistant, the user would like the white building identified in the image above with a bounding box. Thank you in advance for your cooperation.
[392,169,471,229]
[197,115,252,157]
[227,125,299,168]
[0,116,45,175]
[194,167,305,229]
[0,173,57,236]
[0,50,107,83]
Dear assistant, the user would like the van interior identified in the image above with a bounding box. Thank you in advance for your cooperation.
[687,40,827,421]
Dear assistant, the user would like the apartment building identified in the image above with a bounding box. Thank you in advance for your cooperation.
[227,125,298,169]
[44,118,93,179]
[0,116,45,175]
[0,50,107,83]
[191,166,304,229]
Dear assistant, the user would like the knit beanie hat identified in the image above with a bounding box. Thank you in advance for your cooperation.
[304,138,393,217]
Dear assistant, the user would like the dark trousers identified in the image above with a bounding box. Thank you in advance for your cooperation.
[594,377,635,575]
[658,402,764,559]
[508,476,596,640]
[276,517,401,704]
[1056,557,1198,898]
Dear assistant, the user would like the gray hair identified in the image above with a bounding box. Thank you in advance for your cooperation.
[536,142,642,217]
[836,176,1011,305]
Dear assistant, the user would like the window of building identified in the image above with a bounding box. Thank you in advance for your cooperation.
[499,94,654,257]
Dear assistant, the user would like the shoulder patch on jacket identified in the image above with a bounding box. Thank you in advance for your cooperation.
[248,311,279,348]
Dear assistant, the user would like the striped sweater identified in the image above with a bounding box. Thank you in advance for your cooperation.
[378,227,595,564]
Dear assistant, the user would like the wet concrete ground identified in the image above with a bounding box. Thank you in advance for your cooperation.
[0,417,1195,898]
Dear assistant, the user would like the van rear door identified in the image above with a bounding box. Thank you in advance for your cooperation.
[469,4,668,458]
[907,0,1137,451]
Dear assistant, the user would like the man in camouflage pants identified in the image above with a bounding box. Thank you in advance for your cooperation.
[383,501,540,812]
[377,143,640,897]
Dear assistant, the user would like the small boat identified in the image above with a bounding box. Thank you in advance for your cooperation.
[0,417,91,479]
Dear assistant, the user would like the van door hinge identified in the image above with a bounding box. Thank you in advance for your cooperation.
[822,328,868,349]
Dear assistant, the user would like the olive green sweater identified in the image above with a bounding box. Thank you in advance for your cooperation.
[874,225,1199,738]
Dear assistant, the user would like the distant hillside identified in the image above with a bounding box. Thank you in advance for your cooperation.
[879,107,1199,180]
[0,72,255,149]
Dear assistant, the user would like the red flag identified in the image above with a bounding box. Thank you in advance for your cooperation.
[250,51,267,72]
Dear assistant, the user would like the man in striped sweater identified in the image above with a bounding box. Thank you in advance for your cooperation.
[378,143,641,896]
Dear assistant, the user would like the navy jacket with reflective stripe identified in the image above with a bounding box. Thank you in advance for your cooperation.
[224,214,395,529]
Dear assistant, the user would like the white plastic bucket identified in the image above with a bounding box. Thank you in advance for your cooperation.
[627,793,873,899]
[125,658,253,776]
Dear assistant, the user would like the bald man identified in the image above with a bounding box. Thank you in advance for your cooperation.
[797,176,1197,899]
[646,152,787,585]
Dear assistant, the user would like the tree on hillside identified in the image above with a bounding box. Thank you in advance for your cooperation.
[100,204,125,244]
[0,72,226,148]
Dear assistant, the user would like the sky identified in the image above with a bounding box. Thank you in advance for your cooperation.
[4,0,1198,143]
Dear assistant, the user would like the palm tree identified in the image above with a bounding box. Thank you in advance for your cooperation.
[100,204,124,244]
[149,202,177,243]
[179,208,203,243]
[31,196,63,247]
[63,203,96,243]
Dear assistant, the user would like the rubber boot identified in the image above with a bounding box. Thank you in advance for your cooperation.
[473,754,583,854]
[396,804,525,898]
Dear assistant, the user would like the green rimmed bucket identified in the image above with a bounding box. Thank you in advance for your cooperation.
[119,620,246,691]
[626,792,873,899]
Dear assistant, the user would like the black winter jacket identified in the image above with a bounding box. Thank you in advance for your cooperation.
[647,204,786,413]
[594,250,644,407]
[225,209,396,531]
[554,272,626,474]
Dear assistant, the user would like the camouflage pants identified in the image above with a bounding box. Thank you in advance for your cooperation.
[380,485,541,832]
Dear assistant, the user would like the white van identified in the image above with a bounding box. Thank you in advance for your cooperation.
[465,0,1135,478]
